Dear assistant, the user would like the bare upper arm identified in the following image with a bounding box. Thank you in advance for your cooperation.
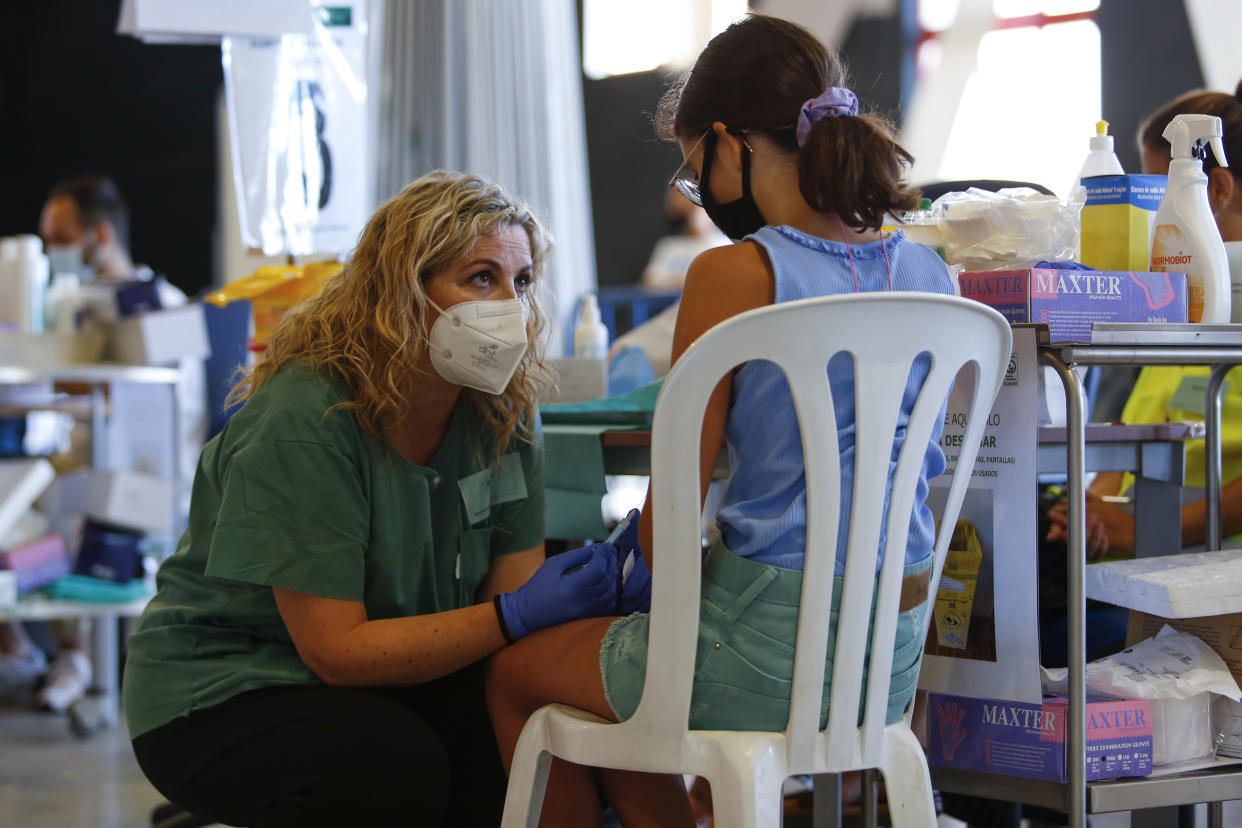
[272,587,368,683]
[639,242,774,559]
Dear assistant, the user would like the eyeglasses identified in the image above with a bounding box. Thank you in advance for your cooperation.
[667,130,711,206]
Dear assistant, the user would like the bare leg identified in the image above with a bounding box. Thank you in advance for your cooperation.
[487,617,694,828]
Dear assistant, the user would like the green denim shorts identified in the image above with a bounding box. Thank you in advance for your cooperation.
[599,540,930,731]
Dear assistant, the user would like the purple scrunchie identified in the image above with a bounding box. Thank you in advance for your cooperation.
[796,87,858,147]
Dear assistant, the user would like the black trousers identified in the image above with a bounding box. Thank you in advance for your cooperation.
[131,663,508,828]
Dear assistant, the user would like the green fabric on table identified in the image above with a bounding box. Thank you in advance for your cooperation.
[540,378,664,424]
[42,575,153,603]
[542,424,613,540]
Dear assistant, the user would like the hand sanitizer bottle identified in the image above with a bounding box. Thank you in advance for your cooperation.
[1071,120,1125,201]
[573,293,609,359]
[1149,114,1231,323]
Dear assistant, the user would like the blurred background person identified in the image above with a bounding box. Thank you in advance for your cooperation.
[610,190,729,378]
[638,188,728,291]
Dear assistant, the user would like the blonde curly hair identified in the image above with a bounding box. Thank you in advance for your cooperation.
[229,170,553,456]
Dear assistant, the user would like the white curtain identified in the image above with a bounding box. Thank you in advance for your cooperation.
[375,0,597,356]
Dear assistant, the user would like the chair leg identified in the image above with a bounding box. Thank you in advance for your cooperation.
[811,773,843,828]
[501,731,555,828]
[705,760,784,828]
[881,727,937,828]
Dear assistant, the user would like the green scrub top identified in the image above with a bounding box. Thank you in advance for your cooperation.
[123,361,545,739]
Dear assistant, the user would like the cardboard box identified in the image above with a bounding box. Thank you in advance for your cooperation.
[1127,613,1242,761]
[1127,611,1242,686]
[1082,174,1167,271]
[0,571,17,607]
[958,268,1188,341]
[0,457,55,543]
[0,534,70,594]
[40,469,173,536]
[37,471,92,517]
[929,693,1153,782]
[84,470,174,535]
[114,302,211,366]
[544,357,607,404]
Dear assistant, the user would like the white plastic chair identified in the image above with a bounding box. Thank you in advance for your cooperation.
[503,292,1012,828]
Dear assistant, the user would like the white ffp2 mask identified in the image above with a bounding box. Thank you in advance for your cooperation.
[427,298,528,394]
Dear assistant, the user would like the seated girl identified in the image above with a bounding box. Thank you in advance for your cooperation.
[487,14,956,827]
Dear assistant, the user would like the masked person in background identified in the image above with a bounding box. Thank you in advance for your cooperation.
[1046,80,1242,558]
[486,15,955,825]
[40,176,185,310]
[124,172,628,828]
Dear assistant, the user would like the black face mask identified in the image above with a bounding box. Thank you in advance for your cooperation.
[699,131,767,240]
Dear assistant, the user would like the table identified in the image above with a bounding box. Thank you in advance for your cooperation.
[598,429,730,478]
[0,363,183,513]
[1039,323,1242,828]
[589,423,1190,484]
[0,362,180,729]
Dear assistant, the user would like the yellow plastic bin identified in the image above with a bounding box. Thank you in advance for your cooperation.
[206,262,342,349]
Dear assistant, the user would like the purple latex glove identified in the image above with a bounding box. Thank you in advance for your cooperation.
[498,542,618,640]
[615,508,652,614]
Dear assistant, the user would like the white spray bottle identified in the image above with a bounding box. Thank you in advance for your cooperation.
[573,293,609,359]
[1149,114,1231,323]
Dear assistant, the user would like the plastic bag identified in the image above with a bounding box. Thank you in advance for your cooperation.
[205,262,341,347]
[222,1,370,256]
[1042,626,1242,764]
[930,187,1082,271]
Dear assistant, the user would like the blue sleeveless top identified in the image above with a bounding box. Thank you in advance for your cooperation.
[715,226,955,573]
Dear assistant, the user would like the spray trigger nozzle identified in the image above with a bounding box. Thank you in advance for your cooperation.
[1163,114,1228,168]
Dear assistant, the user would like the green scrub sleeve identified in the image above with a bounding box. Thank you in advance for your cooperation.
[205,440,369,601]
[491,429,546,556]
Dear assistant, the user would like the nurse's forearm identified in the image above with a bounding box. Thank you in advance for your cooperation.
[274,587,507,687]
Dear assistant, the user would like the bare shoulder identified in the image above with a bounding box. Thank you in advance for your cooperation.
[683,242,770,300]
[674,241,774,356]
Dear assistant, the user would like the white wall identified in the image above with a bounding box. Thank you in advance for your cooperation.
[1185,0,1242,93]
[755,0,893,46]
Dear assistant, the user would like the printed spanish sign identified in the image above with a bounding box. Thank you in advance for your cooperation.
[919,325,1042,704]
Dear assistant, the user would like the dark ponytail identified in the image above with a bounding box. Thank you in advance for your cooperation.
[656,13,919,231]
[798,111,920,231]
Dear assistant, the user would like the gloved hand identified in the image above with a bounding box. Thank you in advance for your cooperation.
[619,551,652,614]
[497,542,618,640]
[615,509,652,614]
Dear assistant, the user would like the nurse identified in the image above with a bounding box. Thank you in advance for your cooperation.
[123,171,621,827]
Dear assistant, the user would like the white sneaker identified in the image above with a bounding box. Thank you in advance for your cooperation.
[36,649,92,712]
